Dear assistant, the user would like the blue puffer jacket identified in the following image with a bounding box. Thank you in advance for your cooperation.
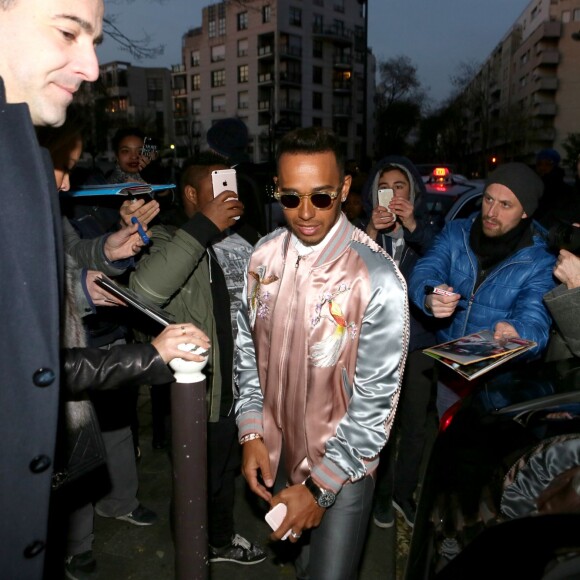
[408,214,557,356]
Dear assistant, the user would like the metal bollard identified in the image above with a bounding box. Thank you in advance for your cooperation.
[169,353,209,580]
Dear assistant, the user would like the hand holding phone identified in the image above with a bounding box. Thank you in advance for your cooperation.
[265,503,291,540]
[211,168,239,220]
[377,188,395,215]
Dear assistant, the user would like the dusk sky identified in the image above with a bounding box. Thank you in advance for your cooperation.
[99,0,531,108]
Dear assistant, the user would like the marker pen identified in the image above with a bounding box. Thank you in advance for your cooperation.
[131,216,150,244]
[424,285,459,298]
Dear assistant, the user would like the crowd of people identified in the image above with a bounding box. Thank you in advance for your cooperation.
[2,1,580,580]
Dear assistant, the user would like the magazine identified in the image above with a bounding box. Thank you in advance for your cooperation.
[61,183,175,199]
[95,275,175,327]
[422,330,536,381]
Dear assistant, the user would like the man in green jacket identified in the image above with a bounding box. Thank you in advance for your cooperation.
[130,151,265,565]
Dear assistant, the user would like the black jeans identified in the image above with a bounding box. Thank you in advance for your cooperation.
[207,413,240,547]
[374,350,436,507]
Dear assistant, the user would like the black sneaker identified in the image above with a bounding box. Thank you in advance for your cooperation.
[393,496,416,528]
[96,503,158,526]
[65,550,97,580]
[373,502,395,529]
[209,533,266,565]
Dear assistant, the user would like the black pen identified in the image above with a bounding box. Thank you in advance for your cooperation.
[131,216,150,244]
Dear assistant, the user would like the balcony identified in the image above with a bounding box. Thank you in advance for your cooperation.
[258,45,274,58]
[279,71,302,85]
[534,76,558,91]
[536,49,560,67]
[333,103,352,116]
[539,20,561,40]
[312,23,353,45]
[279,45,302,59]
[258,100,270,111]
[258,72,273,84]
[333,80,352,92]
[534,102,557,116]
[333,54,352,68]
[172,87,187,96]
[279,100,302,112]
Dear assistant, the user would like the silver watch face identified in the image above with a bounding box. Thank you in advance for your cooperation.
[318,490,336,508]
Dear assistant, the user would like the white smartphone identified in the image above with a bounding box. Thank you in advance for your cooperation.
[211,168,239,219]
[265,503,290,540]
[211,168,238,199]
[377,188,394,213]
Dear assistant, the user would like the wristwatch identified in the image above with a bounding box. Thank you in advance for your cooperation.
[303,476,336,508]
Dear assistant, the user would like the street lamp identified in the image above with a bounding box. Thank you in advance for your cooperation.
[170,143,177,182]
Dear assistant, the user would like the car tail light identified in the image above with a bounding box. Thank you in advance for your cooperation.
[439,400,463,432]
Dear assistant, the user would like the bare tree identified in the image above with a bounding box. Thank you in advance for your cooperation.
[374,55,425,157]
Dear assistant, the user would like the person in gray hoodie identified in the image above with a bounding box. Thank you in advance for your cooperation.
[361,155,441,529]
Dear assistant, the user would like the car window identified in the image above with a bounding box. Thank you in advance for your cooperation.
[450,194,482,221]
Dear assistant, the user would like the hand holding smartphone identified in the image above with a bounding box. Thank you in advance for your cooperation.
[265,503,291,540]
[211,168,239,220]
[377,188,395,216]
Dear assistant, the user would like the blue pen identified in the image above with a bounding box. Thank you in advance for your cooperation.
[131,216,150,244]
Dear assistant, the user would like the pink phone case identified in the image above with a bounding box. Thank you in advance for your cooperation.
[265,503,290,540]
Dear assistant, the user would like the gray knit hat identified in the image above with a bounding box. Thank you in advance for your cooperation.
[485,162,544,216]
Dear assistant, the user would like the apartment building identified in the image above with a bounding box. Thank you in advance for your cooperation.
[76,61,175,159]
[172,0,374,163]
[462,0,580,170]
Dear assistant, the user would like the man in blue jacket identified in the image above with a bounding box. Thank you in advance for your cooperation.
[409,162,556,416]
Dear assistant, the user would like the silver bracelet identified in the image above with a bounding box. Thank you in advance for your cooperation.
[239,433,263,445]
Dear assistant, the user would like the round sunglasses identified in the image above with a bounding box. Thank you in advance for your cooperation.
[274,189,341,210]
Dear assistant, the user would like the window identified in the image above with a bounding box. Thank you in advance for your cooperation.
[313,13,323,32]
[238,64,249,83]
[262,4,271,23]
[211,69,226,88]
[237,11,248,30]
[289,6,302,27]
[575,8,580,21]
[312,91,323,110]
[313,66,323,84]
[212,94,226,113]
[312,117,322,126]
[208,20,216,38]
[313,39,323,58]
[192,98,201,115]
[562,10,571,23]
[191,50,200,67]
[211,45,225,62]
[147,78,163,102]
[218,3,226,36]
[334,0,345,13]
[238,38,248,57]
[191,73,200,91]
[238,91,249,110]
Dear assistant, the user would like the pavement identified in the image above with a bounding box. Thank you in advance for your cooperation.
[92,387,417,579]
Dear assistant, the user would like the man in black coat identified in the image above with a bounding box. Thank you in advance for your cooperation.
[0,2,104,576]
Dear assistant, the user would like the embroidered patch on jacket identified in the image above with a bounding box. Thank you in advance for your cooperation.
[248,265,279,329]
[310,284,358,367]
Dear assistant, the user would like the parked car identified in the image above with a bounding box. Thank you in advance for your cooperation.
[405,358,580,579]
[419,167,484,230]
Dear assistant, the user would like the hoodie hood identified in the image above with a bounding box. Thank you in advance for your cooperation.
[361,155,427,218]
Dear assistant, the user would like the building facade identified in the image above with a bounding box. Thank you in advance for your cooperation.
[172,0,374,163]
[461,0,580,172]
[76,61,175,161]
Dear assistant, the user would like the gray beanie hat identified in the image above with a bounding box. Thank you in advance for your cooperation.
[485,162,544,216]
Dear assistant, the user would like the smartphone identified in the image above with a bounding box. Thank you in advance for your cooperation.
[265,503,290,540]
[377,188,394,212]
[211,168,238,199]
[211,168,239,220]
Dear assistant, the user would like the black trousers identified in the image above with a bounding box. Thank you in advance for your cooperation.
[207,413,241,547]
[375,350,436,507]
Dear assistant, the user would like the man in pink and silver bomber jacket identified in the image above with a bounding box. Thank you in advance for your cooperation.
[235,127,409,579]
